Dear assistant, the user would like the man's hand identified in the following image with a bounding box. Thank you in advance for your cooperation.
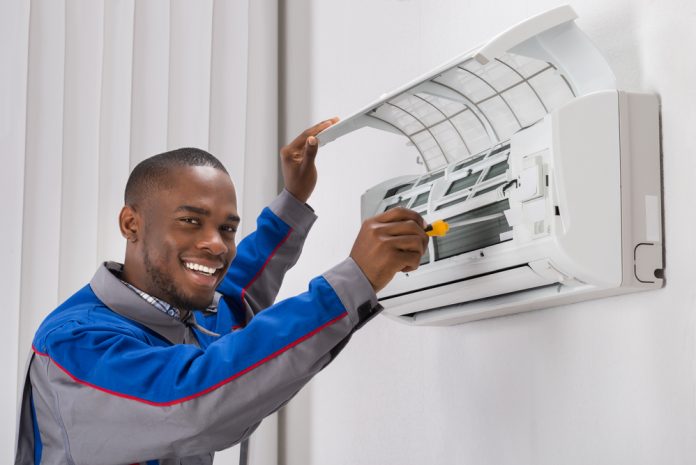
[350,208,429,293]
[280,118,339,203]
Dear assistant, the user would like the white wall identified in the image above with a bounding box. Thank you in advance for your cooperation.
[279,1,696,464]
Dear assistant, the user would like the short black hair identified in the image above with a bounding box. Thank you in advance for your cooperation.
[124,148,228,206]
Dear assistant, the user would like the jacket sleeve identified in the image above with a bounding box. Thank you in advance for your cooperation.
[30,260,380,464]
[216,189,317,316]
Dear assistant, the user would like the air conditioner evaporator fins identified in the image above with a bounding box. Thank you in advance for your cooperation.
[317,5,664,325]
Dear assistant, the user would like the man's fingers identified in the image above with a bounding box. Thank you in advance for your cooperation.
[375,219,428,238]
[350,208,430,292]
[289,117,339,150]
[384,234,428,255]
[377,207,426,228]
[281,136,318,164]
[279,118,335,204]
[398,250,424,272]
[374,221,429,252]
[303,117,338,137]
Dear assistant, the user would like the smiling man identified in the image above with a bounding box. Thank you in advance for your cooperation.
[120,153,240,320]
[15,120,428,465]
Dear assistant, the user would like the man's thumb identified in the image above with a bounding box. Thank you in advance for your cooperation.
[304,136,319,161]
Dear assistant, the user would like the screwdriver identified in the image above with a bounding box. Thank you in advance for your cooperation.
[425,213,505,237]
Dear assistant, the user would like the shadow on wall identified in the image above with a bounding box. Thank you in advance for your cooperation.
[579,1,643,89]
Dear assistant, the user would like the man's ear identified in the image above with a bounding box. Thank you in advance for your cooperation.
[119,205,140,243]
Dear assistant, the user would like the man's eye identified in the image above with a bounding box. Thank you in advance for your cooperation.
[221,225,237,234]
[180,217,200,225]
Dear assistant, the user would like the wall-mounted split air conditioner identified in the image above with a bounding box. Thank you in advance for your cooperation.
[317,5,664,326]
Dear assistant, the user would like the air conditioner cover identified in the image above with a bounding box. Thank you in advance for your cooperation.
[317,5,664,325]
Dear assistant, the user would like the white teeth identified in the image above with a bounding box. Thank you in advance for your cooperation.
[185,262,217,275]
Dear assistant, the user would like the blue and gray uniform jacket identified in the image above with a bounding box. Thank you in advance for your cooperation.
[15,191,382,465]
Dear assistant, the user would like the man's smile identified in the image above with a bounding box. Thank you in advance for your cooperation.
[183,260,223,276]
[181,259,225,288]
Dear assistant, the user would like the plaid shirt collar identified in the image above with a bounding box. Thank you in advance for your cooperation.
[121,280,182,320]
[119,279,220,320]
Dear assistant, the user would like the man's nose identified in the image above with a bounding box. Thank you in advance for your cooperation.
[198,228,228,255]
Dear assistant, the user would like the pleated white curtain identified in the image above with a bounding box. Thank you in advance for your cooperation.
[0,1,279,463]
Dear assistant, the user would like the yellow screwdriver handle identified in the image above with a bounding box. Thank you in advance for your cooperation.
[425,219,450,237]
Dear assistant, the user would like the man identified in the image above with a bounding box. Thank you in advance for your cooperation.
[15,120,428,465]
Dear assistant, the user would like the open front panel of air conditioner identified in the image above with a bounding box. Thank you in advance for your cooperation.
[317,5,664,325]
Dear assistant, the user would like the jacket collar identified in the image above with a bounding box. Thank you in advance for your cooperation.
[90,261,190,345]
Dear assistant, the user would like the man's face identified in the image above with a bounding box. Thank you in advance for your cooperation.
[125,165,239,311]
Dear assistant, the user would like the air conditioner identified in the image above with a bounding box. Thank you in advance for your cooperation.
[317,5,664,325]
